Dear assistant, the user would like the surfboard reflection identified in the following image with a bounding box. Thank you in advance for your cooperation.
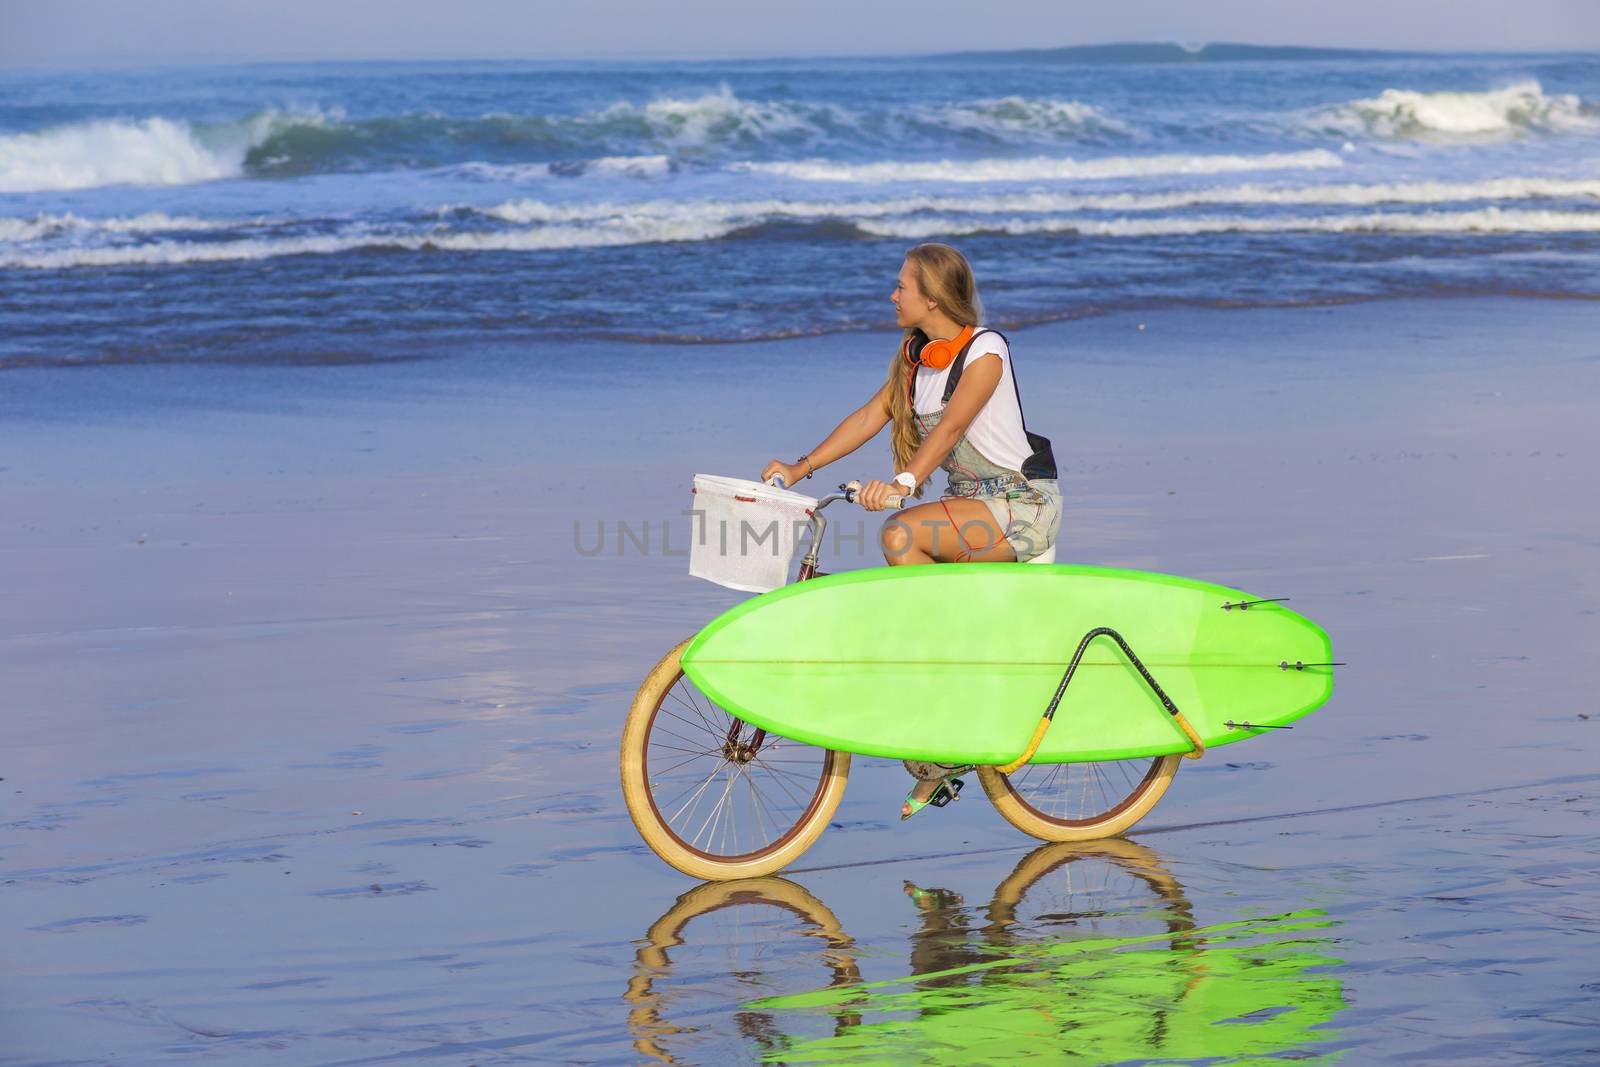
[626,841,1345,1063]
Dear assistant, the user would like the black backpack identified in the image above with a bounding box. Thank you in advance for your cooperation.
[939,328,1058,481]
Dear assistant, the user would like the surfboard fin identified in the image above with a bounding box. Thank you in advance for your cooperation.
[1222,597,1291,611]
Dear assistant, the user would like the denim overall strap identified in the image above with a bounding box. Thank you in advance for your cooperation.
[914,406,1029,498]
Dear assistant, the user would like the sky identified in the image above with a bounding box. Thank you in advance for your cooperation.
[4,0,1600,64]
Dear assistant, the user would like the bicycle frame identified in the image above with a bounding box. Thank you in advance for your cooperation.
[795,487,852,581]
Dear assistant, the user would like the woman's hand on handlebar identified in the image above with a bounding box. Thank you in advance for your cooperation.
[857,478,904,512]
[761,459,806,487]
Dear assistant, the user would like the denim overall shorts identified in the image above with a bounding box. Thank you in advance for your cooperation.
[915,406,1061,564]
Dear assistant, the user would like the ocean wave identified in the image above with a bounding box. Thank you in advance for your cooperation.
[911,97,1128,141]
[0,211,236,242]
[0,216,737,269]
[736,149,1344,183]
[237,89,854,175]
[12,175,1596,265]
[1314,80,1599,140]
[9,203,1597,270]
[589,88,1126,149]
[859,208,1600,239]
[468,177,1600,228]
[0,110,332,193]
[610,87,846,148]
[0,99,748,191]
[453,154,678,181]
[0,89,1136,191]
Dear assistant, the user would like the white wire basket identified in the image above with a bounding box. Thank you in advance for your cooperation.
[689,474,819,593]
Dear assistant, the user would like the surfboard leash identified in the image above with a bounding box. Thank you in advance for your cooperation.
[997,626,1206,775]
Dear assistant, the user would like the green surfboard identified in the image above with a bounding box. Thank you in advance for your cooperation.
[680,564,1332,765]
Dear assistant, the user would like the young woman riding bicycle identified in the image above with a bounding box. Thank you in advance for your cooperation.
[762,243,1061,818]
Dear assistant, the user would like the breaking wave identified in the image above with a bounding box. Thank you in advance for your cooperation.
[0,111,332,193]
[1314,80,1599,140]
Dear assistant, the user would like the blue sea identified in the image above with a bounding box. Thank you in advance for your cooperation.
[2,44,1598,367]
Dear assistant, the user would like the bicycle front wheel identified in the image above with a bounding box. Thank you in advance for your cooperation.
[978,754,1180,842]
[620,638,850,881]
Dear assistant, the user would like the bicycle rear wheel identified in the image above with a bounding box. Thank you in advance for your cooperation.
[621,638,850,881]
[978,754,1180,842]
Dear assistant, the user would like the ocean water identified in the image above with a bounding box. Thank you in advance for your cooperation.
[1,44,1598,367]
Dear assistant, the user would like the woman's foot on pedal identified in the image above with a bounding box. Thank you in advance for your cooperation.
[900,774,965,820]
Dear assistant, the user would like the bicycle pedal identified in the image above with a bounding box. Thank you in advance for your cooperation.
[930,777,965,808]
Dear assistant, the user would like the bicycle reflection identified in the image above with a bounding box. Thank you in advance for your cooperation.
[624,878,860,1064]
[626,840,1345,1064]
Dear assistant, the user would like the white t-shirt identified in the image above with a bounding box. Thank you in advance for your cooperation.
[912,328,1033,473]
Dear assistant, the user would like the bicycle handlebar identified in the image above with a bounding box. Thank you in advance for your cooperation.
[767,475,905,510]
[841,479,905,510]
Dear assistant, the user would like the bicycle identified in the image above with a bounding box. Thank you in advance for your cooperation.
[620,480,1185,882]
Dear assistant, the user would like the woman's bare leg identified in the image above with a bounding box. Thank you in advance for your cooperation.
[881,498,1015,814]
[881,498,1016,566]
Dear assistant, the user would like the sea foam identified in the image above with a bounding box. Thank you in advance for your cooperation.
[0,216,738,269]
[9,203,1600,270]
[736,149,1344,183]
[859,208,1600,239]
[468,177,1600,228]
[0,212,234,242]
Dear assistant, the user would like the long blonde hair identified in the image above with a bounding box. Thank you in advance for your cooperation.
[886,243,983,490]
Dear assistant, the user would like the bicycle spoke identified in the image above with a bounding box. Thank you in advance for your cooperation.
[647,741,721,758]
[649,749,727,779]
[748,757,820,783]
[668,763,729,829]
[665,696,718,740]
[656,704,722,740]
[667,682,719,730]
[692,769,741,851]
[680,684,723,735]
[1006,755,1158,824]
[658,759,734,820]
[649,717,719,749]
[750,756,810,808]
[745,770,777,847]
[746,771,788,847]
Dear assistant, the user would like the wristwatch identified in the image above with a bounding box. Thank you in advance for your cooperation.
[893,471,917,492]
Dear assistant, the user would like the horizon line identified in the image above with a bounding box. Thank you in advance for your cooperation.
[5,38,1597,70]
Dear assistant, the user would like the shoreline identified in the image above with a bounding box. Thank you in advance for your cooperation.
[3,290,1598,372]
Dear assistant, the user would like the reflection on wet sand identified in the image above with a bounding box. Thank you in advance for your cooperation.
[627,840,1346,1064]
[901,838,1198,983]
[625,878,861,1064]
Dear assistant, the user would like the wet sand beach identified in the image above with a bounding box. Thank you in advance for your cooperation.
[3,298,1598,1063]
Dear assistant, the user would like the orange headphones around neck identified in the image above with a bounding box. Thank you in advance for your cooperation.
[901,324,975,372]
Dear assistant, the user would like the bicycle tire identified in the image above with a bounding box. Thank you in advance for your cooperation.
[621,638,850,881]
[978,754,1180,842]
